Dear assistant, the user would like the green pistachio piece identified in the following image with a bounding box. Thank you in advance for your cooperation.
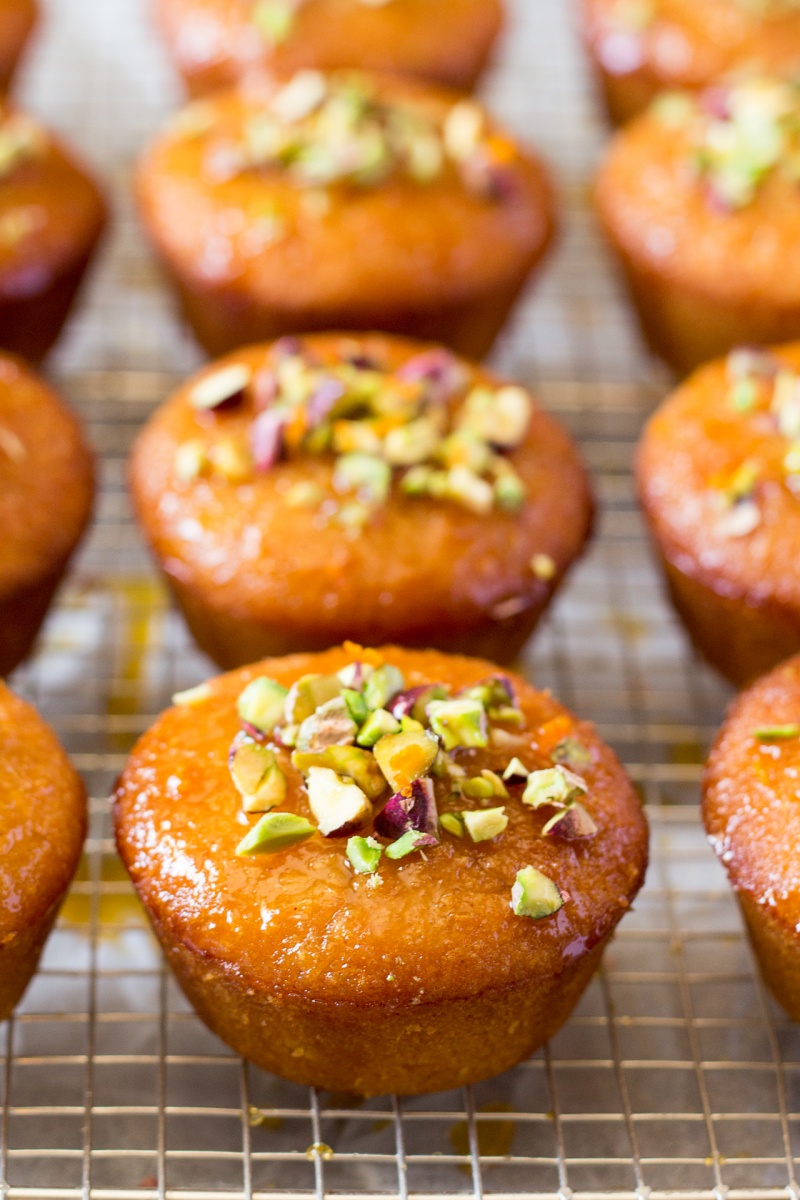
[439,812,466,838]
[444,100,485,162]
[175,439,208,482]
[438,429,492,474]
[551,738,592,768]
[494,471,526,512]
[284,673,342,724]
[401,465,440,496]
[363,664,405,711]
[333,452,391,505]
[427,698,488,751]
[463,807,508,842]
[190,363,252,411]
[292,745,387,801]
[296,697,357,753]
[357,707,401,747]
[522,765,587,810]
[385,830,431,860]
[306,767,373,837]
[461,770,510,801]
[347,835,383,875]
[445,466,494,515]
[383,417,442,466]
[338,661,374,688]
[503,757,529,782]
[373,728,440,790]
[399,715,425,733]
[236,812,316,857]
[252,0,296,43]
[342,687,369,724]
[511,866,564,920]
[231,739,287,813]
[754,724,800,741]
[172,682,213,707]
[237,677,289,735]
[650,90,696,128]
[542,801,598,840]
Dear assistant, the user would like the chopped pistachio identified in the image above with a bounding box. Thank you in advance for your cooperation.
[461,385,532,448]
[285,480,325,507]
[383,417,442,466]
[531,553,557,581]
[190,363,252,411]
[284,673,342,724]
[754,724,800,741]
[292,745,387,800]
[427,697,488,751]
[296,697,358,753]
[522,765,588,810]
[364,663,405,711]
[444,100,485,162]
[542,801,598,840]
[346,835,383,875]
[494,471,526,512]
[439,812,466,838]
[231,739,287,813]
[463,806,508,842]
[462,770,508,800]
[238,677,289,735]
[511,866,564,919]
[333,452,391,505]
[385,829,435,860]
[651,90,696,129]
[717,499,761,539]
[252,0,296,44]
[175,439,208,482]
[211,439,252,482]
[551,737,592,769]
[502,757,529,783]
[172,682,213,706]
[305,767,373,836]
[236,811,316,856]
[357,707,401,747]
[729,377,759,412]
[373,728,440,790]
[342,687,369,725]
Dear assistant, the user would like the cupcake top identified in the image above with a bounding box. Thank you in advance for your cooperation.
[705,654,800,929]
[0,104,106,290]
[637,343,800,603]
[596,78,800,305]
[155,0,504,93]
[0,682,86,939]
[0,354,94,600]
[137,71,553,307]
[586,0,800,86]
[114,646,647,1006]
[130,334,592,642]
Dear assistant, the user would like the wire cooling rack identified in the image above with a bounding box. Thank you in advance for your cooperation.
[5,1,799,1197]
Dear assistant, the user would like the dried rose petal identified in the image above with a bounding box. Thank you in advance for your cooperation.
[307,376,346,427]
[396,348,466,403]
[251,408,287,472]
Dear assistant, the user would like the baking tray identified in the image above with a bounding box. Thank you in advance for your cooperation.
[5,1,799,1197]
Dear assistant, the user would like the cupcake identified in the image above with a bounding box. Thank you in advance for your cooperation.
[136,70,555,359]
[704,655,800,1018]
[0,0,37,97]
[0,353,94,676]
[580,0,800,126]
[114,644,648,1096]
[0,104,107,362]
[596,78,800,374]
[154,0,505,98]
[129,334,593,668]
[0,683,87,1020]
[636,342,800,686]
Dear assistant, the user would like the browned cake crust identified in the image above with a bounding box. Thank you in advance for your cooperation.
[114,645,648,1095]
[0,104,107,361]
[704,656,800,1019]
[0,0,37,97]
[636,343,800,685]
[0,354,95,676]
[136,72,555,359]
[154,0,505,96]
[580,0,800,125]
[130,334,593,668]
[0,683,87,1019]
[596,78,800,375]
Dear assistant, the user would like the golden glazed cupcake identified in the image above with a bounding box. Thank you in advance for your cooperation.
[130,334,594,668]
[0,683,87,1020]
[704,656,800,1019]
[136,70,555,359]
[0,0,37,97]
[0,355,94,676]
[597,78,800,375]
[636,343,800,685]
[0,104,107,362]
[114,645,648,1096]
[154,0,505,98]
[580,0,800,126]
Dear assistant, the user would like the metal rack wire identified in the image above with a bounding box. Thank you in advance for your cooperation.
[3,0,795,1197]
